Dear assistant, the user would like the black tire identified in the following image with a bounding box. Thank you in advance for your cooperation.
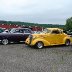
[35,42,44,49]
[2,39,9,45]
[65,39,70,46]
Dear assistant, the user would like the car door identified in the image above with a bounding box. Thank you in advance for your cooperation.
[15,29,31,41]
[10,29,22,42]
[12,29,31,41]
[54,31,66,44]
[45,30,61,45]
[46,32,57,45]
[43,33,57,45]
[13,29,25,41]
[41,29,57,45]
[50,30,65,45]
[17,29,25,41]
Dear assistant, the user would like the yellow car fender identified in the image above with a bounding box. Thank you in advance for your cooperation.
[63,36,71,44]
[31,38,50,46]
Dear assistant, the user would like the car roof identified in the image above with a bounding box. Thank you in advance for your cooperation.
[12,28,30,29]
[46,28,63,31]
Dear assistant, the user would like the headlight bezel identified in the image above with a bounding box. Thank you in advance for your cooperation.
[32,36,36,39]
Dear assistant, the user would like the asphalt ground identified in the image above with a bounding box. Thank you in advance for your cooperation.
[0,43,72,72]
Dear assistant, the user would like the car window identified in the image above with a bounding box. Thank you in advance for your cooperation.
[10,28,16,33]
[24,29,30,33]
[59,30,63,34]
[42,29,51,33]
[51,30,60,34]
[19,29,24,33]
[15,29,20,33]
[10,28,31,33]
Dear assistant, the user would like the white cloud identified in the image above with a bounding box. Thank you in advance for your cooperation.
[0,0,72,24]
[0,0,66,14]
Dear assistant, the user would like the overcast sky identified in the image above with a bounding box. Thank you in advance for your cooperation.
[0,0,72,24]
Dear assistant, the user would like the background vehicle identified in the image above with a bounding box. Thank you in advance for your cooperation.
[0,28,4,33]
[25,28,72,49]
[2,29,9,33]
[0,28,32,45]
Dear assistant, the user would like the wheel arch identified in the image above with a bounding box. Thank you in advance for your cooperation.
[32,38,50,46]
[63,37,71,44]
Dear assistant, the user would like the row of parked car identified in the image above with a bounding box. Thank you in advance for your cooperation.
[0,27,72,48]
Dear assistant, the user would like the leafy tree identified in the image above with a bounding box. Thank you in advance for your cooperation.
[65,17,72,31]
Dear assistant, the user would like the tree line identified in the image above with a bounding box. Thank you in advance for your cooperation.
[0,20,64,28]
[0,17,72,32]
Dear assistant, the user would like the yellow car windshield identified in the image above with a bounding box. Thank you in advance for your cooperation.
[42,29,51,33]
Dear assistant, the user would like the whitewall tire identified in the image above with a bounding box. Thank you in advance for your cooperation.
[2,39,9,45]
[65,40,70,46]
[36,42,44,49]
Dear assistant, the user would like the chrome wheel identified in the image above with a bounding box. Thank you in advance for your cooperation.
[36,42,44,49]
[2,39,8,45]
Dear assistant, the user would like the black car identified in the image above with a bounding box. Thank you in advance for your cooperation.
[0,28,4,33]
[0,28,32,45]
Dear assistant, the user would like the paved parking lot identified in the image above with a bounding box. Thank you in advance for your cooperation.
[0,43,72,72]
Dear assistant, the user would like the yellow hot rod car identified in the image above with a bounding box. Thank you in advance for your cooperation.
[25,28,72,49]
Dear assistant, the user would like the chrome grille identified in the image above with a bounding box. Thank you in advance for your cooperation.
[29,35,33,44]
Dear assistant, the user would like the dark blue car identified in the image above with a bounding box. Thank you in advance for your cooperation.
[0,28,32,45]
